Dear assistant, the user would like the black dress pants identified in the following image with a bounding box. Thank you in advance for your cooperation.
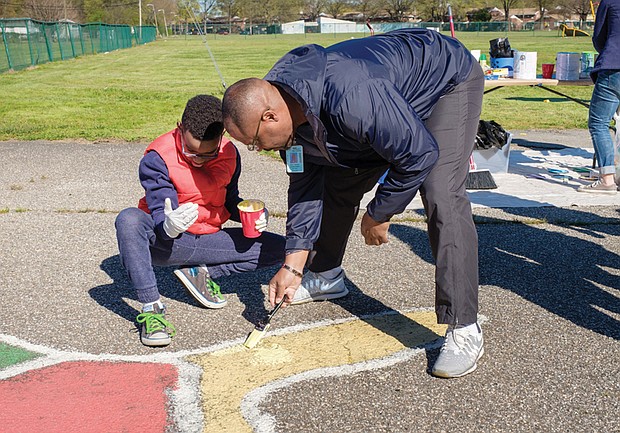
[308,63,484,326]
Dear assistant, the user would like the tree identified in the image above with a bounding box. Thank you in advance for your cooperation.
[536,0,551,29]
[178,0,201,32]
[303,0,327,21]
[469,8,491,22]
[325,0,351,19]
[383,0,415,22]
[352,0,383,19]
[560,0,591,27]
[500,0,519,25]
[0,0,26,18]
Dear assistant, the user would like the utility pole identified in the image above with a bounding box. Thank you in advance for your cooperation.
[147,3,160,37]
[159,9,169,37]
[139,0,142,40]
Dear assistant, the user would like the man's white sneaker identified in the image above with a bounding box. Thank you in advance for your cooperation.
[291,270,349,305]
[432,323,484,378]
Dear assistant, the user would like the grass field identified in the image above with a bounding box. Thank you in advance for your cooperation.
[0,31,596,142]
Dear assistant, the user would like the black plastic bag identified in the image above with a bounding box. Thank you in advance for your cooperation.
[475,120,508,150]
[489,38,513,58]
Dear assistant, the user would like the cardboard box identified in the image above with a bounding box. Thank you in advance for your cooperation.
[473,133,512,174]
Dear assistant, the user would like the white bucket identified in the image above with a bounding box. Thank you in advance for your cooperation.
[513,51,537,79]
[556,52,581,81]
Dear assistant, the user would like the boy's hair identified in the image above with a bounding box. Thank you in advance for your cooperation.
[181,95,224,141]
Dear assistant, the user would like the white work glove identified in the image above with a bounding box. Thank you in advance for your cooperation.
[163,197,199,238]
[255,208,269,233]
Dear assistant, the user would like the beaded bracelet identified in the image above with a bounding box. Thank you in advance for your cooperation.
[281,263,303,278]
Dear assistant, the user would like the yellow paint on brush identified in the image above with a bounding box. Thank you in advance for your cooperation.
[187,310,446,433]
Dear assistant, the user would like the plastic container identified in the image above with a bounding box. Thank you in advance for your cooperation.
[491,57,514,77]
[556,52,580,81]
[580,51,596,79]
[472,133,513,174]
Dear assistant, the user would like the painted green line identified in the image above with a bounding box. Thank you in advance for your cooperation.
[0,343,41,369]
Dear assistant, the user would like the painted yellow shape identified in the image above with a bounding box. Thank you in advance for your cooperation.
[188,310,446,433]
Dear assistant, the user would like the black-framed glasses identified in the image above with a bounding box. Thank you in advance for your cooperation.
[247,110,268,151]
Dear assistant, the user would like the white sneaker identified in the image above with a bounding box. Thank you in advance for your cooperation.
[291,269,349,305]
[432,323,484,378]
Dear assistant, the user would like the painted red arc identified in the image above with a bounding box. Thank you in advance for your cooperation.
[0,361,177,433]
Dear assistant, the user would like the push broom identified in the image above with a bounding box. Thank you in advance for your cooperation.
[447,4,498,190]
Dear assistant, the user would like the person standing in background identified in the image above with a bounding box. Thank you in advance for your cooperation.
[578,0,620,195]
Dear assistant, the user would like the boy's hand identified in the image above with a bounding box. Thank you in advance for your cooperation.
[163,197,199,238]
[255,208,269,233]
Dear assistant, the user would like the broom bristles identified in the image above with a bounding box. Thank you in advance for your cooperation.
[466,169,498,190]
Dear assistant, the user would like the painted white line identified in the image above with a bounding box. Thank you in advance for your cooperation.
[241,341,443,433]
[1,310,486,433]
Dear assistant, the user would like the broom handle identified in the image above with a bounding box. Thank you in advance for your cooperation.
[448,5,455,38]
[469,153,477,171]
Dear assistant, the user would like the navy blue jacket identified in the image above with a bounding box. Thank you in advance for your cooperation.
[591,0,620,80]
[264,29,475,252]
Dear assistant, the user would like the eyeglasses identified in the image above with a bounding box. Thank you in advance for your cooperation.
[179,128,223,161]
[246,110,267,152]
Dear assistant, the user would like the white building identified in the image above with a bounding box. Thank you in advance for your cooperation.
[281,20,305,34]
[317,17,357,33]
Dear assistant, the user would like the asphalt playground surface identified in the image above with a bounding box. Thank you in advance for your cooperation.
[0,129,618,432]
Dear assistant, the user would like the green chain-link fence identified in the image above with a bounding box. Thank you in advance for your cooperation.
[0,18,156,73]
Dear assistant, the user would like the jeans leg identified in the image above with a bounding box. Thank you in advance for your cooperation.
[421,64,484,325]
[151,228,285,279]
[588,71,620,175]
[115,208,162,304]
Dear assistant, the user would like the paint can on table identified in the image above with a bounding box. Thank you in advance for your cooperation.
[513,51,537,80]
[556,52,581,81]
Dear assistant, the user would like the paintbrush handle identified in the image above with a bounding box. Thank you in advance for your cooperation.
[266,298,286,323]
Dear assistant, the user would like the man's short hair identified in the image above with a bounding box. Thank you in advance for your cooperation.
[222,78,261,127]
[181,94,224,141]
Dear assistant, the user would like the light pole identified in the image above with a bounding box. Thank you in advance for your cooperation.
[158,9,169,37]
[147,3,160,37]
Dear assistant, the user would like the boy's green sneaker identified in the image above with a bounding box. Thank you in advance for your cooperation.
[136,303,176,347]
[174,265,227,309]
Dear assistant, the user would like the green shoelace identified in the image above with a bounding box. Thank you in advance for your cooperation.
[136,311,176,337]
[206,279,224,300]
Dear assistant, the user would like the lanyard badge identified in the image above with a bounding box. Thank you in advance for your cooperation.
[286,145,304,173]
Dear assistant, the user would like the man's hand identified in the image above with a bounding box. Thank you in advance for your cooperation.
[255,208,269,233]
[269,250,309,307]
[268,267,301,308]
[163,197,199,238]
[361,212,390,245]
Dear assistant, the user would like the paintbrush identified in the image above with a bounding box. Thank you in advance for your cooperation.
[243,298,286,349]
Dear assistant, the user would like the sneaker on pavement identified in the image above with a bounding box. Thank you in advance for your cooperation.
[136,303,176,347]
[174,266,227,309]
[291,269,349,305]
[432,323,484,378]
[577,180,617,195]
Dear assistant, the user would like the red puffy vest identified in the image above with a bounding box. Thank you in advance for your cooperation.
[138,128,237,235]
